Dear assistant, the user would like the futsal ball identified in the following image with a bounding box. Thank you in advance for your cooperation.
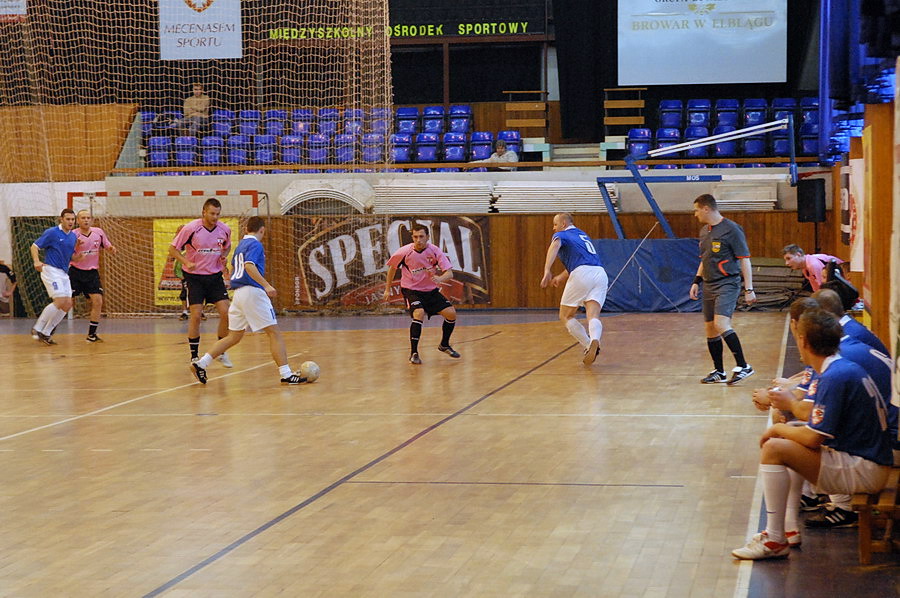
[299,360,320,383]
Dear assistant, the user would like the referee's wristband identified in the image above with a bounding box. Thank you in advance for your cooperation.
[744,288,754,293]
[693,275,703,285]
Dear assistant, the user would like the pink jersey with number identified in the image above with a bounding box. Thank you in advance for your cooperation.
[71,227,112,270]
[171,218,231,275]
[386,242,452,292]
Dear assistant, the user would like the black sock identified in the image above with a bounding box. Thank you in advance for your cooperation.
[89,321,98,336]
[722,329,747,368]
[410,320,422,354]
[441,319,456,347]
[707,336,724,372]
[189,336,200,359]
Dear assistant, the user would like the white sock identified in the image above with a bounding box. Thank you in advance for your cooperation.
[279,364,292,378]
[565,318,590,348]
[829,494,852,511]
[197,353,213,368]
[588,318,603,343]
[48,305,68,332]
[801,480,816,498]
[785,468,804,532]
[761,464,789,543]
[35,304,57,334]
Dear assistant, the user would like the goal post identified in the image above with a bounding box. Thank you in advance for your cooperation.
[65,189,262,317]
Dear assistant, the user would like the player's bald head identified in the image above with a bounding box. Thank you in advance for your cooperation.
[555,213,573,226]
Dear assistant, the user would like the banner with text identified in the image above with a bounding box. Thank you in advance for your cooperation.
[293,215,490,307]
[159,0,242,61]
[0,0,26,23]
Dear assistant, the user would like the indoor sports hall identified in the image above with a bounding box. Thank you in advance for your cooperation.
[0,1,897,597]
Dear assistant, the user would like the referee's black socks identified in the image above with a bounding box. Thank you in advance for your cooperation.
[722,329,747,368]
[706,335,724,372]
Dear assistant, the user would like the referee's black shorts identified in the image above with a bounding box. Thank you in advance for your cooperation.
[183,271,229,306]
[702,277,741,322]
[401,287,452,318]
[69,266,103,296]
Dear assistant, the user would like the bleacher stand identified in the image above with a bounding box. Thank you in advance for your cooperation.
[396,107,419,134]
[714,99,740,127]
[686,99,711,128]
[415,133,439,162]
[422,106,445,134]
[658,99,683,129]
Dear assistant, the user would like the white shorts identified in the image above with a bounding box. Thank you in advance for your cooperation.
[816,446,890,494]
[41,265,72,299]
[228,286,277,333]
[560,265,608,308]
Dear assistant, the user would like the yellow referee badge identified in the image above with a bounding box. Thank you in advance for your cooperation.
[711,241,722,253]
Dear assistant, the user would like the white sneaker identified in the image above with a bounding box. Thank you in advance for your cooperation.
[731,532,790,560]
[217,353,234,368]
[582,339,600,365]
[785,530,801,547]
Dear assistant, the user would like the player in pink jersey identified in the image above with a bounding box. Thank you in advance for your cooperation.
[69,210,117,342]
[168,198,234,366]
[382,223,460,365]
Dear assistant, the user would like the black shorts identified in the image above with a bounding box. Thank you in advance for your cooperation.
[702,277,741,321]
[402,287,452,318]
[179,279,188,301]
[183,271,229,306]
[69,266,103,296]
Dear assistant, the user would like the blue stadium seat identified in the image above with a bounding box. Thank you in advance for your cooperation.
[497,130,521,154]
[361,133,385,163]
[422,106,445,134]
[683,126,709,160]
[626,127,651,159]
[799,123,819,155]
[152,111,183,133]
[436,168,460,172]
[469,131,494,161]
[200,135,224,166]
[442,132,467,161]
[368,108,391,135]
[658,99,683,129]
[280,135,303,164]
[334,133,357,164]
[343,109,364,136]
[800,97,819,124]
[741,135,767,158]
[164,171,184,176]
[714,99,739,127]
[253,134,277,164]
[389,133,413,162]
[317,108,340,137]
[396,107,419,134]
[742,98,768,128]
[409,168,432,173]
[227,134,251,165]
[686,99,711,128]
[236,110,261,136]
[211,109,234,138]
[291,109,314,135]
[448,105,473,134]
[173,136,198,168]
[415,133,439,162]
[712,125,737,158]
[771,98,798,122]
[263,110,287,137]
[654,128,681,168]
[140,111,156,136]
[306,133,330,164]
[771,127,793,156]
[147,136,171,168]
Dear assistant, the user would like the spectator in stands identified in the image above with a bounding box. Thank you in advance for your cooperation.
[782,244,844,292]
[471,139,518,170]
[178,83,210,136]
[732,308,892,560]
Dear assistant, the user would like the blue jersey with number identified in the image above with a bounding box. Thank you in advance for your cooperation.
[34,225,77,271]
[553,226,602,272]
[806,356,892,465]
[230,235,266,290]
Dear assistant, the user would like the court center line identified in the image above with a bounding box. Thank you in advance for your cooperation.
[142,342,577,598]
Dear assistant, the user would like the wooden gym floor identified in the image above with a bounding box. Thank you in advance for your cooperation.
[0,311,896,597]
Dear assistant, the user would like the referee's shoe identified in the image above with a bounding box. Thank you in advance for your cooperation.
[727,365,755,385]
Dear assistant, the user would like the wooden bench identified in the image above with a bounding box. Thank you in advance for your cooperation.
[850,467,900,564]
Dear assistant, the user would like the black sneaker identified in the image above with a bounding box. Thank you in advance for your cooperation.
[438,345,461,358]
[179,312,189,321]
[190,360,208,385]
[701,370,727,384]
[727,365,755,385]
[409,352,422,365]
[36,331,56,345]
[800,494,828,512]
[86,334,103,343]
[804,506,858,528]
[280,373,307,385]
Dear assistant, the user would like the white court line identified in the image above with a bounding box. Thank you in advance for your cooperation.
[0,356,298,443]
[733,312,791,598]
[79,412,768,419]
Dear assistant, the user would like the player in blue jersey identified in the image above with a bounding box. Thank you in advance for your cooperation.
[810,289,891,355]
[190,216,307,385]
[29,209,81,345]
[732,308,892,560]
[540,213,608,365]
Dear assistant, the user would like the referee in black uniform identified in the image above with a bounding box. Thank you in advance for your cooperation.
[689,194,757,385]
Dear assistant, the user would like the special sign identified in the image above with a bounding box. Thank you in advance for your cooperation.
[293,215,490,307]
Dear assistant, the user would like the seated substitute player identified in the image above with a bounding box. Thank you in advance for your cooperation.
[0,260,17,316]
[190,217,306,385]
[812,288,890,355]
[70,209,117,342]
[689,194,757,385]
[731,308,892,560]
[168,198,234,367]
[540,212,608,365]
[382,223,460,365]
[30,209,80,345]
